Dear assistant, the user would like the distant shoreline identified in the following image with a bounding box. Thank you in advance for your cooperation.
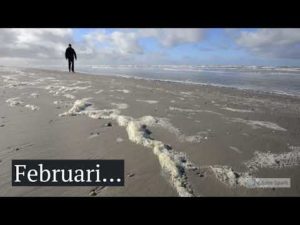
[17,66,300,100]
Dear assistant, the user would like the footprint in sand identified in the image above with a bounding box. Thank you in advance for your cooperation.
[7,143,33,152]
[88,131,100,139]
[127,173,135,178]
[104,122,112,127]
[196,168,208,178]
[89,186,106,196]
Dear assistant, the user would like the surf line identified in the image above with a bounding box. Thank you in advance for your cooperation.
[59,98,196,197]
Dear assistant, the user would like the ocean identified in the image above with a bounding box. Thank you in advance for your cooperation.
[26,64,300,97]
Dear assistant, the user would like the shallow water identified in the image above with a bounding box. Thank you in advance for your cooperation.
[76,65,300,97]
[12,64,300,97]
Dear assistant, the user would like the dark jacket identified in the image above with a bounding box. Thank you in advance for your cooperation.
[65,47,77,60]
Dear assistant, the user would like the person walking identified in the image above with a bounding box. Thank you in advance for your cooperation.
[65,44,77,73]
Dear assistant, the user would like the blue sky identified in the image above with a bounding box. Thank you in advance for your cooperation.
[1,28,300,66]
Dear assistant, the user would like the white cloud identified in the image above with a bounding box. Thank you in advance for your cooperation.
[0,28,73,61]
[236,29,300,59]
[111,31,143,54]
[0,28,207,66]
[83,31,108,43]
[139,28,205,47]
[78,29,143,56]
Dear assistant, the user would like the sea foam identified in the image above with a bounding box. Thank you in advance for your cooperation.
[210,166,253,187]
[245,147,300,171]
[230,118,287,131]
[60,98,197,197]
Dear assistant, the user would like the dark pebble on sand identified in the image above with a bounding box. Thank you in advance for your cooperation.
[164,144,172,150]
[234,172,240,178]
[196,172,204,177]
[181,158,187,163]
[15,147,20,151]
[105,122,112,127]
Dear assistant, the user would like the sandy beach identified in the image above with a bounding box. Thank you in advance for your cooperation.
[1,66,300,197]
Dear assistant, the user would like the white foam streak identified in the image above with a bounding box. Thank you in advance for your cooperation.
[169,106,223,116]
[60,98,196,197]
[222,107,253,113]
[230,118,287,131]
[136,99,158,104]
[59,98,92,116]
[245,148,300,171]
[25,104,40,111]
[111,103,128,109]
[6,97,23,106]
[210,166,253,187]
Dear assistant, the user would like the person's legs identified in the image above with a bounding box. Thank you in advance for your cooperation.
[68,59,71,72]
[71,59,74,72]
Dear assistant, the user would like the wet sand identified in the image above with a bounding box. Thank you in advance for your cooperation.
[0,66,300,196]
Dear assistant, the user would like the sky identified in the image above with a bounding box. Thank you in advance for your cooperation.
[0,28,300,67]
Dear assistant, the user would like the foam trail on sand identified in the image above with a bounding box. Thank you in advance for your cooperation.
[212,146,300,186]
[136,99,158,104]
[125,117,195,196]
[53,100,66,105]
[6,97,23,106]
[63,94,75,99]
[30,93,39,98]
[25,104,40,111]
[113,89,130,94]
[210,166,253,187]
[44,85,91,96]
[169,106,223,116]
[59,98,93,116]
[229,146,242,154]
[95,89,103,94]
[6,97,39,111]
[111,103,128,109]
[230,118,287,131]
[180,91,193,96]
[245,147,300,171]
[60,98,197,197]
[222,107,253,113]
[155,118,206,143]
